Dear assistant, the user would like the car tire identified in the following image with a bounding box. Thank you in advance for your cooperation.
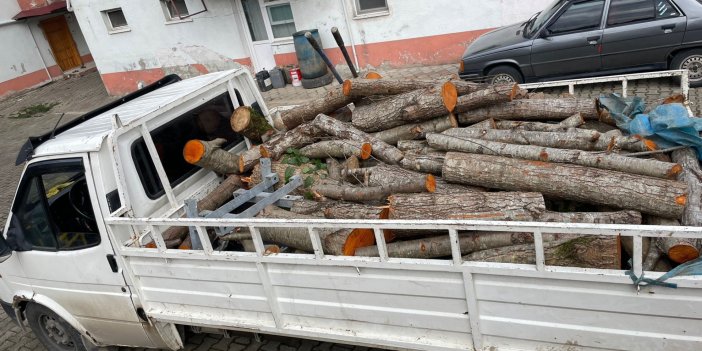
[486,65,524,85]
[25,304,88,351]
[671,49,702,88]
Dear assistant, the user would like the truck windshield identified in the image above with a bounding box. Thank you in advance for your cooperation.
[526,0,567,37]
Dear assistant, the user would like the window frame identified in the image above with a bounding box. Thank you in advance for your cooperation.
[102,8,130,34]
[605,0,683,28]
[353,0,390,18]
[161,0,192,23]
[10,158,101,252]
[545,0,606,36]
[263,0,297,39]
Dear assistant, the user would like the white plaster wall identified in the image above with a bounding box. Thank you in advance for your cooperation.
[0,0,50,82]
[70,0,251,75]
[66,12,91,56]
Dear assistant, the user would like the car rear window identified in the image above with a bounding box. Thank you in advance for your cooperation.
[607,0,678,26]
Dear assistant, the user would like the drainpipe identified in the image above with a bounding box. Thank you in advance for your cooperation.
[28,22,53,81]
[340,0,360,70]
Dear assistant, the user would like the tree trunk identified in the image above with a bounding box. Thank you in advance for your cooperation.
[372,115,457,145]
[158,176,243,248]
[433,178,486,194]
[538,210,642,224]
[441,128,653,152]
[466,118,496,130]
[259,123,324,161]
[183,139,241,174]
[494,113,585,132]
[458,98,598,125]
[672,148,702,226]
[397,140,442,154]
[272,89,354,131]
[326,158,342,181]
[463,236,621,269]
[453,84,525,113]
[311,114,405,165]
[366,166,436,193]
[290,199,338,217]
[238,146,263,173]
[230,106,274,143]
[426,134,682,179]
[299,141,372,160]
[442,152,687,218]
[643,245,663,272]
[343,78,481,97]
[399,153,444,175]
[649,216,700,264]
[388,192,546,221]
[311,180,428,203]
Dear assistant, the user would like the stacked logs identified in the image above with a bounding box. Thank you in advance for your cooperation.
[175,76,700,271]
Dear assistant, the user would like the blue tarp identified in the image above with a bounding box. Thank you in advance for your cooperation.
[598,94,702,159]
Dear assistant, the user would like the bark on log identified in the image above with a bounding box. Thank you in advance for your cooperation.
[538,210,642,224]
[290,199,338,217]
[463,236,621,269]
[440,128,653,152]
[453,84,524,113]
[433,178,486,194]
[183,139,241,174]
[650,216,699,264]
[259,123,324,161]
[326,158,342,181]
[467,118,496,130]
[367,166,436,193]
[672,148,702,226]
[388,192,546,221]
[238,146,263,173]
[372,115,457,145]
[299,140,372,160]
[442,152,688,218]
[249,161,326,193]
[312,180,429,203]
[323,202,389,220]
[494,113,585,132]
[159,175,243,248]
[273,89,354,131]
[459,98,598,125]
[311,114,405,165]
[342,78,481,97]
[426,133,681,179]
[397,140,442,154]
[399,153,444,175]
[643,245,663,272]
[230,106,274,143]
[351,89,426,132]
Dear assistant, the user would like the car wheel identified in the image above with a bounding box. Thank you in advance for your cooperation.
[486,66,524,85]
[25,304,87,351]
[671,50,702,88]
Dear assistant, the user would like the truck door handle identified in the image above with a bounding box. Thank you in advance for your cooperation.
[587,36,600,45]
[106,254,119,273]
[662,24,676,33]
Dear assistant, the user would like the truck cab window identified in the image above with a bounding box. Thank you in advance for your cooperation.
[9,159,100,251]
[132,92,244,199]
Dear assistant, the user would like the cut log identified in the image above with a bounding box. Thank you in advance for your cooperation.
[159,175,243,248]
[650,216,699,264]
[459,98,598,125]
[183,139,240,174]
[355,232,535,259]
[343,166,373,184]
[249,161,326,193]
[259,123,324,161]
[643,245,663,272]
[290,199,338,217]
[351,89,426,132]
[463,236,621,269]
[326,158,342,181]
[442,152,687,218]
[364,72,382,79]
[322,202,389,220]
[433,178,486,194]
[466,118,496,130]
[372,115,457,145]
[672,148,702,226]
[439,128,653,152]
[342,78,481,97]
[426,133,681,179]
[367,166,436,193]
[230,106,274,143]
[388,192,546,221]
[538,210,642,224]
[238,146,262,173]
[453,84,525,113]
[397,140,442,154]
[312,179,428,203]
[299,140,372,160]
[494,113,585,132]
[399,153,444,175]
[311,114,405,165]
[273,89,354,131]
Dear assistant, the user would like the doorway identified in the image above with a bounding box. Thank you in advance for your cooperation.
[39,16,82,72]
[239,0,277,72]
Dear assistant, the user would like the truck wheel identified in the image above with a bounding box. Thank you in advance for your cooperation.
[487,65,524,85]
[25,304,87,351]
[671,50,702,87]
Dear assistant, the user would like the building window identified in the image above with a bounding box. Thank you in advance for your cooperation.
[103,8,129,32]
[355,0,389,16]
[162,0,190,20]
[264,1,297,39]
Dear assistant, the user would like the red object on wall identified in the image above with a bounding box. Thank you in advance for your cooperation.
[13,1,67,20]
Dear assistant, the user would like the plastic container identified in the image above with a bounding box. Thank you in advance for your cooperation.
[293,29,329,80]
[269,68,286,89]
[290,67,302,87]
[283,64,295,84]
[255,70,273,92]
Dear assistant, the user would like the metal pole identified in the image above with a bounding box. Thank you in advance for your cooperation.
[305,31,344,84]
[331,27,358,78]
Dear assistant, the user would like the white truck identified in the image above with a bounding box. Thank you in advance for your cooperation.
[0,67,700,351]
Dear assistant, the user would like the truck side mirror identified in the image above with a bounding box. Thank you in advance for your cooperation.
[0,230,12,264]
[4,215,31,254]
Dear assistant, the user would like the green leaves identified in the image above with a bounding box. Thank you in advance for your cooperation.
[284,167,295,184]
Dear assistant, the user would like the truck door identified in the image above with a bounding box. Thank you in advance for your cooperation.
[601,0,686,70]
[3,157,152,347]
[531,0,606,78]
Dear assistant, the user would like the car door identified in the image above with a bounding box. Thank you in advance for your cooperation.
[3,156,153,346]
[531,0,607,78]
[601,0,687,70]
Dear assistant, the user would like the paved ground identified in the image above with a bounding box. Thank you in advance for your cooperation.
[0,65,699,351]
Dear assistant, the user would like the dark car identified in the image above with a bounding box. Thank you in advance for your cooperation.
[459,0,702,87]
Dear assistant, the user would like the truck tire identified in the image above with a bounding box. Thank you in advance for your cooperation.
[25,303,87,351]
[487,65,524,85]
[671,49,702,88]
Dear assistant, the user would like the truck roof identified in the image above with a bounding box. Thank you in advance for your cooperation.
[31,69,240,159]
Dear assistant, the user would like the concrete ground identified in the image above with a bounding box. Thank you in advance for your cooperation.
[0,65,698,351]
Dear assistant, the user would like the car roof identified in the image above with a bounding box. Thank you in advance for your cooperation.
[32,69,239,158]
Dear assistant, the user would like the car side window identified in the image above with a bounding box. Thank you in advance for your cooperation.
[655,0,680,18]
[548,0,605,35]
[9,159,100,251]
[607,0,655,26]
